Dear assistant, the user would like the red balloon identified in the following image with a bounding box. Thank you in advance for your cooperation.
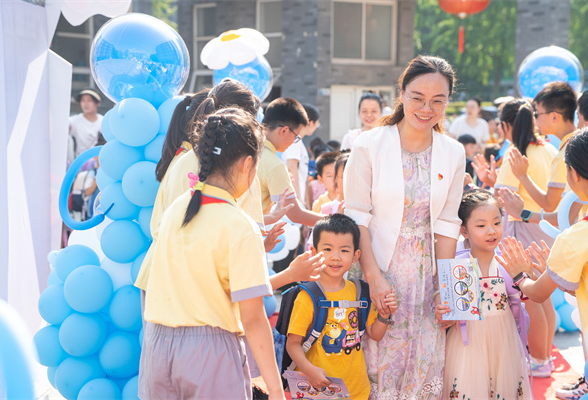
[438,0,491,19]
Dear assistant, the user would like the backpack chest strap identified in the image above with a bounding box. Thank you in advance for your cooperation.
[318,300,369,309]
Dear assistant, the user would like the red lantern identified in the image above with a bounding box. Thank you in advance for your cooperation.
[438,0,491,53]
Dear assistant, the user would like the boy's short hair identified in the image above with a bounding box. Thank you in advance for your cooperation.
[313,214,360,251]
[326,140,341,151]
[263,97,309,130]
[533,81,577,122]
[303,104,320,123]
[315,151,340,177]
[457,134,477,146]
[578,90,588,122]
[484,144,500,163]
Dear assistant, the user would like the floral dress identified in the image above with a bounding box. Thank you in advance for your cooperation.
[442,259,531,399]
[354,146,445,399]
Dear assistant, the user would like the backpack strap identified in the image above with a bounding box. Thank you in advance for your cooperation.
[299,281,329,353]
[350,278,371,338]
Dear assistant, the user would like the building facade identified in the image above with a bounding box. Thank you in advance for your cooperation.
[177,0,416,141]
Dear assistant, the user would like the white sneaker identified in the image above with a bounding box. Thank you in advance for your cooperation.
[555,376,588,400]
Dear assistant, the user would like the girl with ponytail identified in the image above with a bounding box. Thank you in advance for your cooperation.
[139,108,285,400]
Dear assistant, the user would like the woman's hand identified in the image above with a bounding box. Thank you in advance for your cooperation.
[496,236,535,277]
[367,274,393,315]
[527,240,551,274]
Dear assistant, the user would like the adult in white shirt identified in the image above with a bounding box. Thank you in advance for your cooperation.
[340,92,383,150]
[282,104,319,202]
[68,88,103,164]
[449,97,489,149]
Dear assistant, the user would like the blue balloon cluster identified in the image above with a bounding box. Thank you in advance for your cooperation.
[518,46,584,99]
[551,288,580,332]
[90,13,189,108]
[213,55,274,102]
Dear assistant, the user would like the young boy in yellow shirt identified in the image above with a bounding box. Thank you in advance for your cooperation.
[286,214,397,400]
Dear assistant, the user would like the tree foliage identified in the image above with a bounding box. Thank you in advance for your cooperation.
[414,0,517,101]
[152,0,178,30]
[569,0,588,76]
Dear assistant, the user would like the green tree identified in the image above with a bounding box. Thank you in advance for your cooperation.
[152,0,177,30]
[414,0,518,101]
[569,0,588,76]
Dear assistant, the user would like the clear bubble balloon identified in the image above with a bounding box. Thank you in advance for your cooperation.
[213,55,273,101]
[518,46,583,99]
[90,13,190,108]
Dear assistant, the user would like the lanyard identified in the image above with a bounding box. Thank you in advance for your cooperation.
[201,195,230,206]
[175,146,188,156]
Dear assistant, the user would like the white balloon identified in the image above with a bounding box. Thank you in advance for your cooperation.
[571,308,582,331]
[200,28,270,70]
[47,250,60,268]
[284,224,301,251]
[60,0,132,27]
[564,292,578,308]
[100,257,133,291]
[68,227,105,260]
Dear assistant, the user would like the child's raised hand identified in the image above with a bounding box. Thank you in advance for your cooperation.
[287,251,325,282]
[305,365,332,389]
[384,289,397,316]
[336,200,345,214]
[263,222,287,253]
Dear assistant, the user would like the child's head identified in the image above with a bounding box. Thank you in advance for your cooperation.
[302,104,320,137]
[565,128,588,201]
[326,140,341,152]
[183,108,263,226]
[334,152,350,200]
[458,189,503,252]
[312,214,361,278]
[315,151,340,193]
[533,81,577,135]
[484,144,500,163]
[262,97,309,152]
[457,134,477,159]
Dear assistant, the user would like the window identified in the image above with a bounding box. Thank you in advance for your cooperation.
[332,0,397,64]
[257,0,283,70]
[189,3,216,92]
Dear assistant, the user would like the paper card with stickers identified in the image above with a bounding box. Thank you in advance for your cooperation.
[283,371,351,400]
[437,258,482,321]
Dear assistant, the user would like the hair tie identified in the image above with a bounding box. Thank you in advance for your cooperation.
[188,172,204,195]
[209,93,218,108]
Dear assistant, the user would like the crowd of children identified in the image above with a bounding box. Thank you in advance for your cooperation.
[123,54,588,400]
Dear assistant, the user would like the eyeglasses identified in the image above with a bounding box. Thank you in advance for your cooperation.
[404,94,448,113]
[533,110,562,119]
[280,125,301,143]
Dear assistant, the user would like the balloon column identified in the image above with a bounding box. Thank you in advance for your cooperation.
[201,28,274,102]
[517,46,584,99]
[35,13,189,400]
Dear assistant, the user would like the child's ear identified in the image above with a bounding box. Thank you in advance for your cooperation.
[353,249,361,263]
[460,225,468,239]
[310,246,318,256]
[317,175,324,184]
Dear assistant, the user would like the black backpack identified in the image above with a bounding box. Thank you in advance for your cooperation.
[272,278,371,386]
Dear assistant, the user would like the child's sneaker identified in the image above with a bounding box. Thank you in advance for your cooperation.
[550,355,555,372]
[529,358,552,378]
[555,376,588,400]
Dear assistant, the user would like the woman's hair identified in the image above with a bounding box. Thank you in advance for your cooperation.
[565,128,588,180]
[458,188,502,226]
[155,90,209,182]
[500,99,538,156]
[182,108,263,226]
[468,97,481,108]
[358,92,383,112]
[379,55,455,132]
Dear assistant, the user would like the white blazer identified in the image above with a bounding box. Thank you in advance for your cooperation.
[344,124,466,273]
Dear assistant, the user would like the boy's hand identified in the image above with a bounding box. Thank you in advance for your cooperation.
[382,290,397,317]
[304,365,331,389]
[263,222,287,253]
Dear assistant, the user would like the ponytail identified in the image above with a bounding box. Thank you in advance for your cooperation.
[511,104,536,157]
[565,128,588,180]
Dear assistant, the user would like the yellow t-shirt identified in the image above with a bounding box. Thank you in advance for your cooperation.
[312,192,332,214]
[258,140,296,215]
[496,143,557,220]
[142,184,271,332]
[548,131,577,189]
[150,141,193,239]
[288,280,378,400]
[546,220,588,355]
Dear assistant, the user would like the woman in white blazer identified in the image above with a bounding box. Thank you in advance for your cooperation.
[344,56,465,399]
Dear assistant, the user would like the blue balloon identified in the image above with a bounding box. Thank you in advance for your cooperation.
[109,285,142,332]
[38,284,73,325]
[78,378,122,400]
[585,359,588,386]
[101,107,118,142]
[99,332,141,379]
[99,140,144,181]
[64,265,113,313]
[158,96,184,134]
[138,329,143,347]
[59,313,107,357]
[48,366,58,388]
[55,356,105,400]
[263,295,277,317]
[551,288,566,308]
[213,56,274,102]
[100,220,149,263]
[54,245,101,282]
[131,252,147,283]
[122,375,139,400]
[580,394,588,400]
[109,98,160,147]
[34,325,67,367]
[558,190,580,232]
[138,207,153,240]
[555,309,561,332]
[90,13,190,107]
[557,303,579,332]
[546,134,561,149]
[99,182,141,220]
[48,270,62,286]
[122,161,159,207]
[144,134,166,163]
[96,168,118,192]
[518,46,584,99]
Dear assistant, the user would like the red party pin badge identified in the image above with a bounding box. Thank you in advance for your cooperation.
[438,173,444,181]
